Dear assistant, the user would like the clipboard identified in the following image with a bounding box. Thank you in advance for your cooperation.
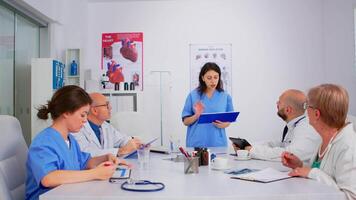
[197,111,239,124]
[123,137,159,159]
[231,175,293,183]
[230,167,293,183]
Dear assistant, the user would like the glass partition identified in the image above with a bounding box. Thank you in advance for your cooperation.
[0,2,42,145]
[0,4,15,115]
[15,14,40,144]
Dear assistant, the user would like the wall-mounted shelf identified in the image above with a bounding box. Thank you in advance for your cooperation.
[64,49,81,86]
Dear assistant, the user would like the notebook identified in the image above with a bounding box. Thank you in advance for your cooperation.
[230,167,292,183]
[109,166,131,182]
[197,111,239,124]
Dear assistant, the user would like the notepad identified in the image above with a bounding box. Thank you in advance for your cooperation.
[231,167,292,183]
[197,111,239,124]
[109,166,131,182]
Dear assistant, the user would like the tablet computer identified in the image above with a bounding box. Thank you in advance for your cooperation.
[123,137,159,159]
[229,137,251,149]
[197,111,239,124]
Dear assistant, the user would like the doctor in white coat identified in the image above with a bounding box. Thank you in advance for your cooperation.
[73,93,142,157]
[282,84,356,200]
[233,89,320,162]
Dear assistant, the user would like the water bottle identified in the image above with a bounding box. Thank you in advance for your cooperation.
[70,60,78,76]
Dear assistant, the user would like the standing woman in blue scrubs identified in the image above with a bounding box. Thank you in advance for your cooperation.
[182,62,234,147]
[25,85,127,200]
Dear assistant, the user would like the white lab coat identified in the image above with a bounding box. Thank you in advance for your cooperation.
[250,115,320,162]
[72,121,131,157]
[308,123,356,200]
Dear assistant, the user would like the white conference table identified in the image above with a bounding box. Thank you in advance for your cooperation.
[40,150,345,200]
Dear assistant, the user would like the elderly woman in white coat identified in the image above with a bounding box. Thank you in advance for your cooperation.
[282,84,356,200]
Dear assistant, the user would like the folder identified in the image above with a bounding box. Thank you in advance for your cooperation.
[197,111,239,124]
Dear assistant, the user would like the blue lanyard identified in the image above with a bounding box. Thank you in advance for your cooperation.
[121,180,165,192]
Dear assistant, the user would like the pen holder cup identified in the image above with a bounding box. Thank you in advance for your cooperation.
[184,157,199,174]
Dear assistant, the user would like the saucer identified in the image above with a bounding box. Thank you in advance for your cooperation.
[235,156,251,161]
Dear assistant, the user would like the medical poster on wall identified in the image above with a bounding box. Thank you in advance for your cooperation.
[102,32,143,90]
[190,44,232,95]
[52,60,64,90]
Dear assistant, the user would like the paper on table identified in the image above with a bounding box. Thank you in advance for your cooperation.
[231,167,292,183]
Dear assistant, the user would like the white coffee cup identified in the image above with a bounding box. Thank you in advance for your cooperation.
[211,157,228,169]
[236,150,249,159]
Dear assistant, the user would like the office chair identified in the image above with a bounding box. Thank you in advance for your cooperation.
[0,115,28,200]
[111,111,149,141]
[347,114,356,132]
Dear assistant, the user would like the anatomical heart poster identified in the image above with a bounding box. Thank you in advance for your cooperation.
[102,32,143,90]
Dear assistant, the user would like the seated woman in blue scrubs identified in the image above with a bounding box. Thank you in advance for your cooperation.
[182,62,234,147]
[25,85,128,200]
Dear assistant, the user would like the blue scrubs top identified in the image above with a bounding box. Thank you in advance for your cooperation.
[25,127,91,200]
[182,89,234,147]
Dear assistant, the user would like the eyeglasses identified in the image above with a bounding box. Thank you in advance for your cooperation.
[94,102,110,109]
[303,102,316,110]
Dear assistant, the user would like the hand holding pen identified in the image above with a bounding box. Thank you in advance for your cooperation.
[281,151,303,169]
[94,162,116,180]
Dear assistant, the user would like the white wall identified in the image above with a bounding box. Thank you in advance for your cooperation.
[21,0,356,147]
[86,0,326,146]
[323,0,356,115]
[22,0,88,71]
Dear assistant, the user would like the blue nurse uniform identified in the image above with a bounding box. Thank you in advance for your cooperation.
[25,127,91,200]
[182,89,234,147]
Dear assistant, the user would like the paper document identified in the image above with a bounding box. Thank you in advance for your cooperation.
[231,167,292,183]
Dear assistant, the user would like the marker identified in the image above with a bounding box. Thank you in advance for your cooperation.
[179,147,190,158]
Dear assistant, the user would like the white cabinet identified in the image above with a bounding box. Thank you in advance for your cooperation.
[31,58,64,140]
[65,49,81,86]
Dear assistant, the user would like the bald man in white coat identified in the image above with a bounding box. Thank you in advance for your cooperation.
[233,89,320,162]
[73,93,141,157]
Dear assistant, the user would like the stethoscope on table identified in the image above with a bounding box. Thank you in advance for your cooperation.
[120,179,165,192]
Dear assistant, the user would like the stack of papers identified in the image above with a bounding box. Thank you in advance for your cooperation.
[231,167,292,183]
